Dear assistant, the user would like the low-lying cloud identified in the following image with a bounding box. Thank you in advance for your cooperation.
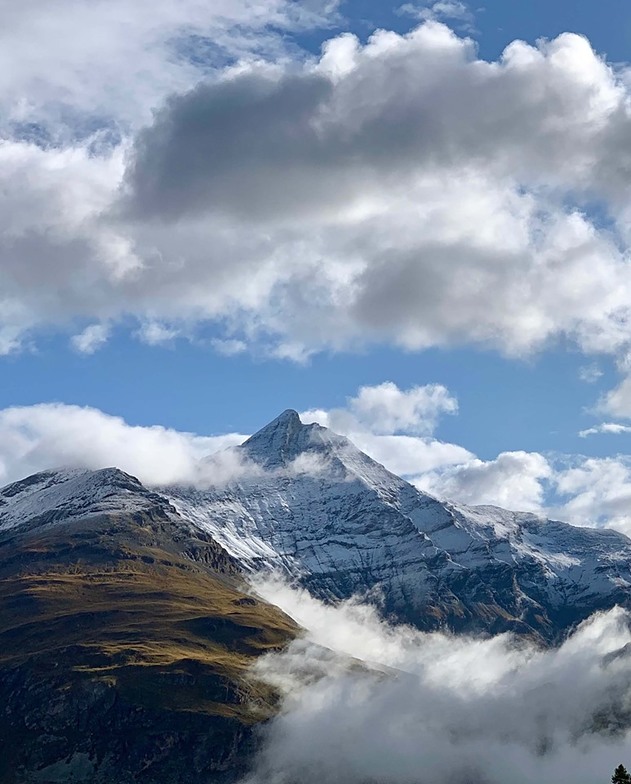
[244,577,631,784]
[301,382,471,477]
[416,451,553,513]
[0,383,628,532]
[0,402,247,488]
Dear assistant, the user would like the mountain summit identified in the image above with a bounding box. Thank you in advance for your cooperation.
[239,408,349,469]
[4,410,631,777]
[165,411,631,644]
[3,413,631,647]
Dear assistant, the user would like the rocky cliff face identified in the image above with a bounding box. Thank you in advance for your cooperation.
[164,410,631,644]
[0,468,297,783]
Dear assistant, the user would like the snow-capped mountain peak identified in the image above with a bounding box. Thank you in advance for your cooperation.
[239,409,406,497]
[165,410,631,643]
[239,408,350,470]
[3,411,631,644]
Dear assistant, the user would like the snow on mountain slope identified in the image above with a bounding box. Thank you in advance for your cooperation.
[164,410,631,642]
[0,467,170,533]
[2,411,631,643]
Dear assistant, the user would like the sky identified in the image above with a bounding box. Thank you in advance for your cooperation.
[2,0,631,529]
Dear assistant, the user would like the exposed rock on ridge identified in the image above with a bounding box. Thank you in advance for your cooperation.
[164,411,631,644]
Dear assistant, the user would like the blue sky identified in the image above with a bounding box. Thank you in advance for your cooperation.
[1,333,620,460]
[337,0,631,61]
[2,0,631,528]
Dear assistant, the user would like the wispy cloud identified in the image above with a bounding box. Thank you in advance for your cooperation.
[244,577,631,784]
[398,1,476,31]
[579,422,631,437]
[70,323,111,354]
[579,363,604,383]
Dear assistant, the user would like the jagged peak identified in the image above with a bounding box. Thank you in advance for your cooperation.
[240,408,359,470]
[241,409,310,468]
[244,409,301,438]
[274,408,301,425]
[238,409,402,489]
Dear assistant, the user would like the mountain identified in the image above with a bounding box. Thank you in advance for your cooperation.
[0,468,297,783]
[164,410,631,644]
[4,411,631,779]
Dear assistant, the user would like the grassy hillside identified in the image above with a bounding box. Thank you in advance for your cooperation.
[0,511,298,783]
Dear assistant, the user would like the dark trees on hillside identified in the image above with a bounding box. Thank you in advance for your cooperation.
[612,764,631,784]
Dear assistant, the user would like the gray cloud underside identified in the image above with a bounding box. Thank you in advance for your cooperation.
[127,31,631,222]
[2,23,631,365]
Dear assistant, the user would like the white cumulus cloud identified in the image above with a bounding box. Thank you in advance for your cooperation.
[0,22,631,366]
[599,376,631,419]
[553,457,631,533]
[301,382,470,476]
[0,403,247,488]
[415,451,553,513]
[0,388,630,532]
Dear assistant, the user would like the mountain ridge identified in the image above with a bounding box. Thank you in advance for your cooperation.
[4,411,631,777]
[0,463,298,783]
[3,410,631,648]
[163,410,631,644]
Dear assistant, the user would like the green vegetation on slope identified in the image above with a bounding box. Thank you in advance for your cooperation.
[0,511,298,783]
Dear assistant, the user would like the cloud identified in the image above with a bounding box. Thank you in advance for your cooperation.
[0,391,629,532]
[0,384,475,506]
[347,381,458,434]
[129,24,628,219]
[579,422,631,437]
[299,384,555,514]
[71,323,111,354]
[415,451,553,512]
[1,24,631,361]
[0,0,337,139]
[211,338,248,356]
[0,0,339,352]
[398,1,476,31]
[409,445,631,531]
[306,381,458,435]
[348,432,473,476]
[579,363,604,383]
[244,577,631,784]
[301,382,471,476]
[136,320,180,346]
[314,389,631,526]
[553,457,631,532]
[119,24,631,358]
[0,392,465,493]
[0,403,247,488]
[599,376,631,419]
